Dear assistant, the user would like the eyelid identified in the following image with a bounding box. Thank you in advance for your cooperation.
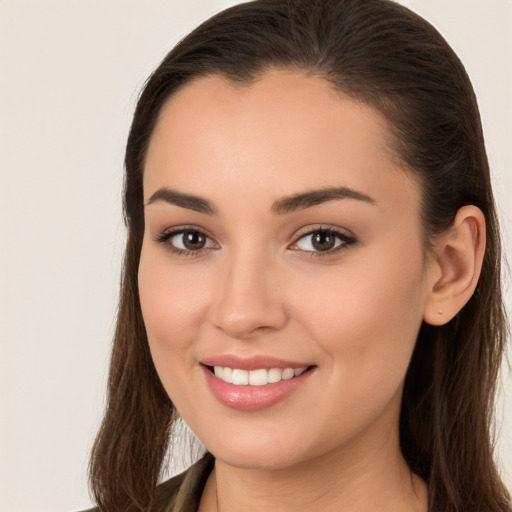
[153,225,219,257]
[288,225,357,257]
[291,224,356,241]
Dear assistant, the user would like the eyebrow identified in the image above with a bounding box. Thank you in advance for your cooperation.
[146,188,218,215]
[145,186,376,215]
[271,186,376,214]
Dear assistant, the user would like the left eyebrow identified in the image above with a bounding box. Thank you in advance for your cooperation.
[271,186,376,215]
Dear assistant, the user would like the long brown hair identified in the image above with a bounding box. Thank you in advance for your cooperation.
[89,1,511,510]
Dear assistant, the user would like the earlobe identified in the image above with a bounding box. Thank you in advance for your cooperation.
[423,205,486,326]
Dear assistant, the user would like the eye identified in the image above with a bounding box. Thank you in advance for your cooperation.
[156,228,217,256]
[291,227,356,256]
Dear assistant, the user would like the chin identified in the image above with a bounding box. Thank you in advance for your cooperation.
[200,429,316,471]
[212,447,302,471]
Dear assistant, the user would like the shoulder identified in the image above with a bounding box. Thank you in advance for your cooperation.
[79,453,214,512]
[164,453,215,511]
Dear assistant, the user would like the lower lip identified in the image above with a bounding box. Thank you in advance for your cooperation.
[201,365,314,411]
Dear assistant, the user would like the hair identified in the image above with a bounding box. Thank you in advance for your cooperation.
[88,0,511,510]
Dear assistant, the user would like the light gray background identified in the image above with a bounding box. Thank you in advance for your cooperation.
[1,1,511,510]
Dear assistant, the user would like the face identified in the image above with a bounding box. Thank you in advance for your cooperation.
[139,71,433,470]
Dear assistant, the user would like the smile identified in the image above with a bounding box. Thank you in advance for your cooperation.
[212,366,307,386]
[201,359,316,411]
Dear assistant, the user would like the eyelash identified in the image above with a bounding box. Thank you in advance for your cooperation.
[291,226,357,258]
[154,225,357,259]
[155,226,217,258]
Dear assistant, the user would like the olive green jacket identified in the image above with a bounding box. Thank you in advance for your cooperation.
[83,453,214,512]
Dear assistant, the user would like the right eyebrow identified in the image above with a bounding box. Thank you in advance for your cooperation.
[145,188,218,215]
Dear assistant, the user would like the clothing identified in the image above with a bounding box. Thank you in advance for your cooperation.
[82,453,214,512]
[164,453,215,512]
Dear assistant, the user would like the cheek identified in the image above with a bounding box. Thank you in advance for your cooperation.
[139,245,205,336]
[278,244,427,450]
[137,244,209,393]
[291,240,426,389]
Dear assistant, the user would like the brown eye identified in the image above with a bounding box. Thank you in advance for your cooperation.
[182,230,207,250]
[311,231,337,251]
[293,228,356,255]
[157,228,216,254]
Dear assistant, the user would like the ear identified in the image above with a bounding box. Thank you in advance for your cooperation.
[423,205,486,326]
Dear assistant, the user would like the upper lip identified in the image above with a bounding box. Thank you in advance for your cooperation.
[201,355,313,371]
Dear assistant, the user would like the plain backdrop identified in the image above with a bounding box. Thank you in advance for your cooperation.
[1,1,511,510]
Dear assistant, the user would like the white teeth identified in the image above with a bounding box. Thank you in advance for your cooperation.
[232,369,249,385]
[249,369,268,386]
[212,365,308,385]
[268,368,282,383]
[282,368,295,380]
[223,367,233,383]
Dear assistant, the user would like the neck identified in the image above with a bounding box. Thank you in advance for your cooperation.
[199,408,427,512]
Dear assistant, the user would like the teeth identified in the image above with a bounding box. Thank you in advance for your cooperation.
[212,366,308,386]
[232,369,249,385]
[223,367,233,383]
[282,368,295,380]
[268,368,282,383]
[249,369,268,386]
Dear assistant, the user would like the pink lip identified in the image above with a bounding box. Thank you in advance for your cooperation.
[201,354,311,371]
[200,359,316,411]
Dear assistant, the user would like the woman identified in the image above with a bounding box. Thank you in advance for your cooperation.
[87,0,511,510]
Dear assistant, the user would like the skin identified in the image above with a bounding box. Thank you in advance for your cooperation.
[138,70,485,512]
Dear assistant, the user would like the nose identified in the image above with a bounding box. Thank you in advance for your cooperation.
[211,250,288,339]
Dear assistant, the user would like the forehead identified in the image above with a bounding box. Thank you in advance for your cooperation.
[143,70,419,218]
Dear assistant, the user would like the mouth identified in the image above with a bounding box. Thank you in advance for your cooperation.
[204,364,313,386]
[200,361,317,411]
